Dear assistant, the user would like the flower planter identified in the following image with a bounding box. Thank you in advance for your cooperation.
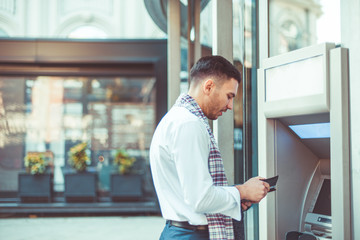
[18,173,53,202]
[110,174,143,201]
[64,172,97,202]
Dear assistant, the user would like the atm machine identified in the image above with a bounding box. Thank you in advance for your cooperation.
[257,43,351,240]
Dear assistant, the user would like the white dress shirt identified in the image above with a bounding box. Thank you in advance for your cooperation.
[150,106,241,225]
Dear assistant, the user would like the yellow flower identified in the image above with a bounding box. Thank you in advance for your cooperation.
[24,153,48,174]
[114,149,136,175]
[68,142,90,172]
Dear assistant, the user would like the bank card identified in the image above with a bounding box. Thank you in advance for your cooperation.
[261,175,278,192]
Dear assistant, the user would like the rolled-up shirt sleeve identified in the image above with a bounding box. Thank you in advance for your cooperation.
[170,119,241,221]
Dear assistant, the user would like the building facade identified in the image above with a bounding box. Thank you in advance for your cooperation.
[2,0,360,239]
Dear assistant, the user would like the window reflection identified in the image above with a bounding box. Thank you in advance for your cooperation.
[269,0,340,57]
[0,76,156,192]
[279,20,303,53]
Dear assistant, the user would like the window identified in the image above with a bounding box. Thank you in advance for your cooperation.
[269,0,341,57]
[0,76,156,192]
[0,39,167,203]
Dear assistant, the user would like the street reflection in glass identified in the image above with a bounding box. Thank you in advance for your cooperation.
[0,76,156,193]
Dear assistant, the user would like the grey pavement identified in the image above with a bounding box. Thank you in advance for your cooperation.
[0,216,165,240]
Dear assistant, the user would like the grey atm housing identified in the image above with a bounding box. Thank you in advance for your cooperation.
[257,43,351,240]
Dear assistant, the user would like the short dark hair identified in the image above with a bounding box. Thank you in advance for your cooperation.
[189,55,241,87]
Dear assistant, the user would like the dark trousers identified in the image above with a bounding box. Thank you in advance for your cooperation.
[159,221,209,240]
[233,210,245,240]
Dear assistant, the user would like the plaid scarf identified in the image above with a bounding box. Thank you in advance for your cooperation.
[174,94,235,240]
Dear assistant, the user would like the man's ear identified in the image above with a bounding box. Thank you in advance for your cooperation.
[203,79,215,95]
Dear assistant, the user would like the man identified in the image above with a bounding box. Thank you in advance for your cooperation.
[150,56,270,240]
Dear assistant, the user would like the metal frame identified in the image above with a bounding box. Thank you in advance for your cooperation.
[167,0,181,109]
[262,43,335,118]
[329,47,351,240]
[341,1,360,239]
[212,0,235,185]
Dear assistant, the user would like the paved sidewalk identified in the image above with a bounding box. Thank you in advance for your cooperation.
[0,216,165,240]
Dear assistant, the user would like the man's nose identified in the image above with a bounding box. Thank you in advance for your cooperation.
[227,99,234,110]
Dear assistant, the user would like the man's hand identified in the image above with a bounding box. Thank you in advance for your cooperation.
[235,176,270,203]
[241,200,253,211]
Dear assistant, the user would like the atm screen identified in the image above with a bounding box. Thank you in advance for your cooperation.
[313,179,331,216]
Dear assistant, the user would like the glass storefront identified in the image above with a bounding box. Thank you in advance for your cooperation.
[0,75,156,195]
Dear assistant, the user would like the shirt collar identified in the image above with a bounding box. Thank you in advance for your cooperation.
[175,94,208,123]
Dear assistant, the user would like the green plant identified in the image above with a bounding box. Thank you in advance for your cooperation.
[68,142,91,172]
[113,149,136,175]
[24,152,48,175]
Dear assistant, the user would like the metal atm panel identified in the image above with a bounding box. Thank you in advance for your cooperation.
[257,43,350,240]
[274,120,320,238]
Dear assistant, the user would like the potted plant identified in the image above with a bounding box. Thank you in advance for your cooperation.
[110,149,143,201]
[113,149,136,175]
[67,142,91,172]
[18,152,53,202]
[63,142,97,202]
[24,152,49,174]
